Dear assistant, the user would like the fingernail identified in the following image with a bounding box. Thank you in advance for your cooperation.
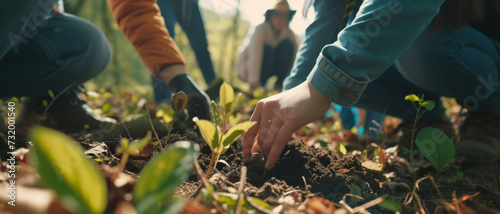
[264,162,270,171]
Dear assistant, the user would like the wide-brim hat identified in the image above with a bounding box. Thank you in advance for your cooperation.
[265,0,296,21]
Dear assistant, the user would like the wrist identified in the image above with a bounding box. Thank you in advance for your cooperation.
[158,64,186,84]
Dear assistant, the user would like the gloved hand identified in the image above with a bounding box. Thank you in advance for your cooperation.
[242,81,331,170]
[168,73,211,121]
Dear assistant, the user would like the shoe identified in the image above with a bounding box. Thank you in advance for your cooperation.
[456,108,500,163]
[18,89,116,133]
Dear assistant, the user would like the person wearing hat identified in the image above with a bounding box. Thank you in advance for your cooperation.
[236,0,298,90]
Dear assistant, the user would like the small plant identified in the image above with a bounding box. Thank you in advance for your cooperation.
[31,126,108,214]
[115,131,152,177]
[405,94,454,172]
[194,82,256,179]
[31,127,198,213]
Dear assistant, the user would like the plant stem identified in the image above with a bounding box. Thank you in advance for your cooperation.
[147,109,163,150]
[410,106,421,182]
[114,152,129,180]
[205,152,218,179]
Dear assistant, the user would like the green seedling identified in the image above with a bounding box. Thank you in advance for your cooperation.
[31,127,107,214]
[406,94,454,173]
[194,82,256,179]
[116,131,152,177]
[405,94,435,161]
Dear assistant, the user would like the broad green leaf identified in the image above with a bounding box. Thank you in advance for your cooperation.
[31,127,107,214]
[209,101,221,127]
[336,143,347,155]
[193,118,219,150]
[221,121,256,152]
[220,82,234,111]
[217,193,272,213]
[378,195,402,212]
[404,94,420,102]
[134,141,198,211]
[171,91,188,113]
[48,89,54,99]
[422,100,435,111]
[416,127,455,170]
[126,131,152,155]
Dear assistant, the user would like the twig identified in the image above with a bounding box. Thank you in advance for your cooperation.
[120,122,132,139]
[146,109,163,150]
[339,200,355,213]
[234,166,247,214]
[36,82,77,127]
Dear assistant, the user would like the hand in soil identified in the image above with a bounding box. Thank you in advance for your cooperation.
[242,81,330,170]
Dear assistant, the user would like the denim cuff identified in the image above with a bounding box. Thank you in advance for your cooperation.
[307,54,367,106]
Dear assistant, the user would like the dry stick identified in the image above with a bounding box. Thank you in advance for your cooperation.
[234,166,247,214]
[36,82,77,127]
[120,122,132,139]
[146,109,163,150]
[193,161,228,213]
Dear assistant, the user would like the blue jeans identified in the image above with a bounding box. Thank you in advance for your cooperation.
[260,40,295,88]
[284,0,499,122]
[152,0,216,104]
[0,0,111,96]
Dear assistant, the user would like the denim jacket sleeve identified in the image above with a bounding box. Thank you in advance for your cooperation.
[307,0,445,106]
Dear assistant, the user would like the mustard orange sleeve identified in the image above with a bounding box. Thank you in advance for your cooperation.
[107,0,185,76]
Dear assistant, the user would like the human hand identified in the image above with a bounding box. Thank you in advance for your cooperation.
[242,81,331,170]
[160,65,211,121]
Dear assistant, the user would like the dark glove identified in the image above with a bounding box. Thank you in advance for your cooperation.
[168,74,211,121]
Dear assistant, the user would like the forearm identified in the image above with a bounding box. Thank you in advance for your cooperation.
[309,0,445,106]
[106,0,185,75]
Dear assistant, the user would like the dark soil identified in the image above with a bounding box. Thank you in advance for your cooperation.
[167,130,500,213]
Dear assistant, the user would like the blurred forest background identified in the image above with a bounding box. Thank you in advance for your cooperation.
[62,0,251,97]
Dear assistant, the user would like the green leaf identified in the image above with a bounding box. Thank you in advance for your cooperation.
[416,127,455,170]
[48,90,54,99]
[134,141,198,212]
[220,82,234,112]
[200,185,214,205]
[335,143,347,155]
[422,100,435,111]
[318,140,328,148]
[101,103,111,114]
[31,127,107,214]
[221,121,256,153]
[193,118,219,150]
[210,101,222,127]
[42,100,48,107]
[378,195,402,212]
[126,131,152,155]
[216,193,272,213]
[404,94,420,103]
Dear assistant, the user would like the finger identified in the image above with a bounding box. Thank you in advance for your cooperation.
[260,118,283,159]
[251,139,261,153]
[257,106,274,158]
[243,102,263,161]
[265,127,293,170]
